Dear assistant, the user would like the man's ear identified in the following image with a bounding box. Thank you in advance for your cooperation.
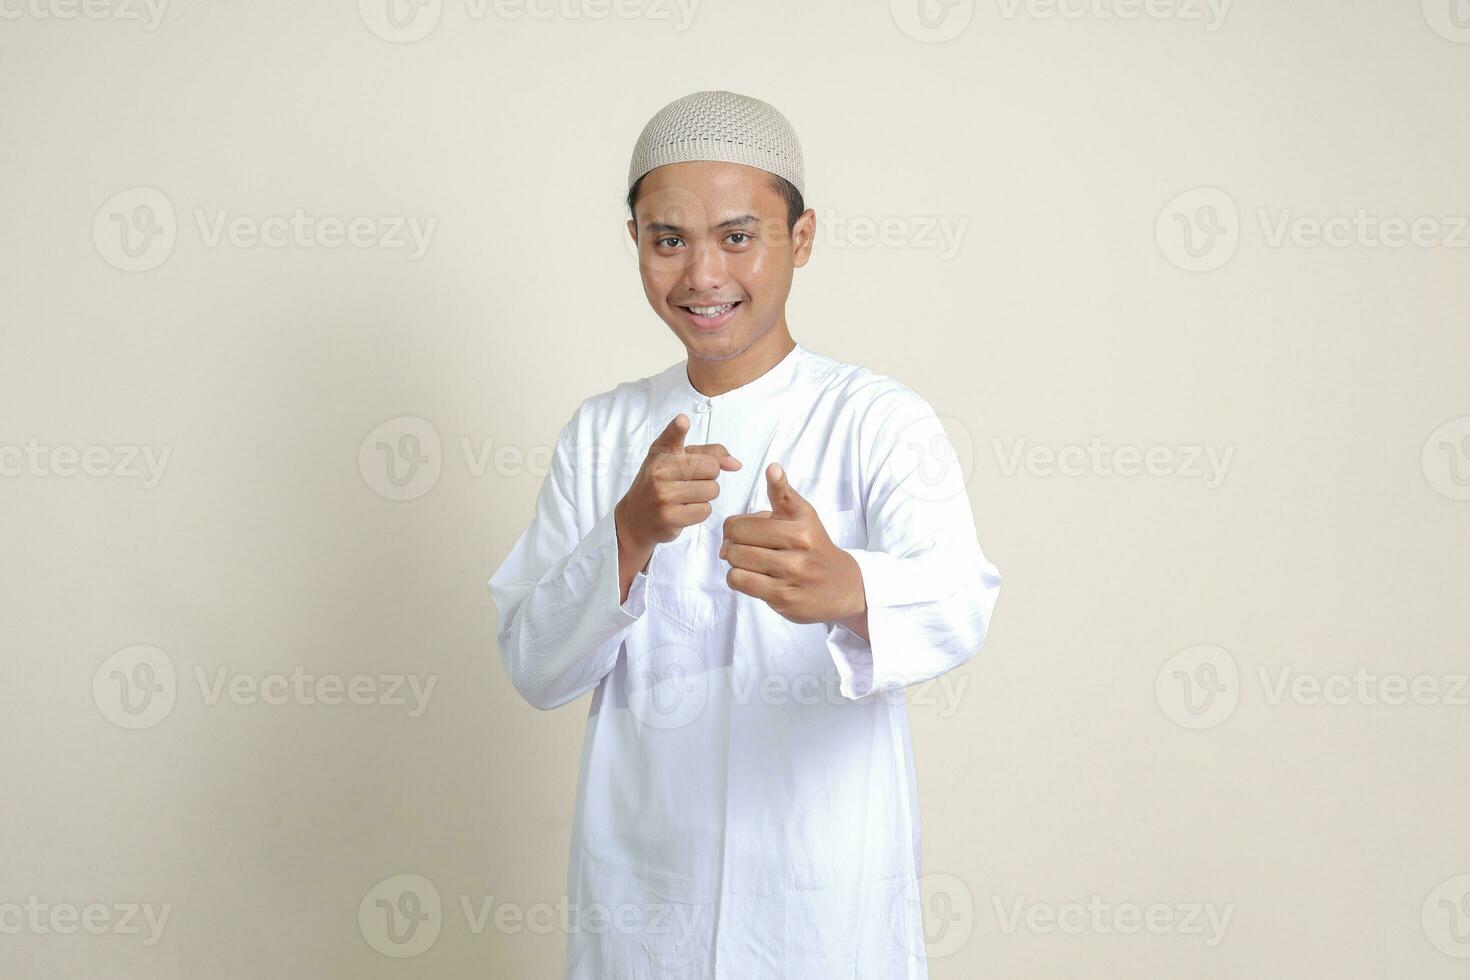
[627,218,638,245]
[792,209,816,268]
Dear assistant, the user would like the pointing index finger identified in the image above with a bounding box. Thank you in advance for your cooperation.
[649,413,689,454]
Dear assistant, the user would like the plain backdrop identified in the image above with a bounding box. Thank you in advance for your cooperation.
[2,0,1468,977]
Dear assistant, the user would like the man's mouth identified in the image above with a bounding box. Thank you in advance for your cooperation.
[676,301,742,330]
[679,302,741,319]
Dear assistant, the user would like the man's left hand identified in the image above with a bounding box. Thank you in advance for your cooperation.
[720,463,868,632]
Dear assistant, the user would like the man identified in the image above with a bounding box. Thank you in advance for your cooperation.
[488,90,1002,979]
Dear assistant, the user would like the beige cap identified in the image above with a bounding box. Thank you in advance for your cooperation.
[627,90,805,197]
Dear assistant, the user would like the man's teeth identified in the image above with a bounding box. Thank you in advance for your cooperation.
[688,304,735,317]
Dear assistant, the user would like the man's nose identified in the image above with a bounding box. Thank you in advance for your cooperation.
[682,240,727,290]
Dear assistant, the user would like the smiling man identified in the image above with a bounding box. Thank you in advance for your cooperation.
[488,90,1003,979]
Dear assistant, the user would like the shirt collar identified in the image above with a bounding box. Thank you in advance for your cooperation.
[672,341,810,408]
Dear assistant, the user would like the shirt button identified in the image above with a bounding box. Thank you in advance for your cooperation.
[694,401,711,413]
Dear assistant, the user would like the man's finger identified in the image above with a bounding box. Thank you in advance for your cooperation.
[726,566,783,604]
[720,541,792,578]
[686,443,742,471]
[667,501,714,526]
[649,413,689,454]
[655,451,722,482]
[766,462,815,519]
[723,513,802,549]
[664,478,721,505]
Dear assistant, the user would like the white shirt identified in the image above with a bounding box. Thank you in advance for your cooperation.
[488,342,1002,979]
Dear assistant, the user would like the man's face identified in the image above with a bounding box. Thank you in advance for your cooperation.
[627,161,814,362]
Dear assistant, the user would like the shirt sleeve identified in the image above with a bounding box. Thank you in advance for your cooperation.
[487,408,648,710]
[824,386,1003,701]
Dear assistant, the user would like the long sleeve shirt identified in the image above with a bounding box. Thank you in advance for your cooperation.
[487,341,1002,979]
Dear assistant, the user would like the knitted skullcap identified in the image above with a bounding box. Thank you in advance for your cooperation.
[627,90,805,197]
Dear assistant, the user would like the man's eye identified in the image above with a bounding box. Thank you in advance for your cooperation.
[655,236,683,249]
[727,233,751,245]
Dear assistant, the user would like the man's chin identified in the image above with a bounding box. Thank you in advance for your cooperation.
[672,326,744,359]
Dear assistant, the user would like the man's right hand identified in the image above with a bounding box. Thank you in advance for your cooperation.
[614,413,742,584]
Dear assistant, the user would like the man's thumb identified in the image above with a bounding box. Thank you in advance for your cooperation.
[650,413,688,454]
[766,463,812,518]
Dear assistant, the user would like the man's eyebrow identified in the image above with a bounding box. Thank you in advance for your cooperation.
[713,214,759,230]
[645,214,760,234]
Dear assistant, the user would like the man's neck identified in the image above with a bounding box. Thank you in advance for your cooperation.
[686,324,797,398]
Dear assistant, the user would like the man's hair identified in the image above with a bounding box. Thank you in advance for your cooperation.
[626,173,805,236]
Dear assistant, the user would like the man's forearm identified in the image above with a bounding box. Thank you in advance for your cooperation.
[613,501,654,604]
[837,608,869,642]
[835,552,870,641]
